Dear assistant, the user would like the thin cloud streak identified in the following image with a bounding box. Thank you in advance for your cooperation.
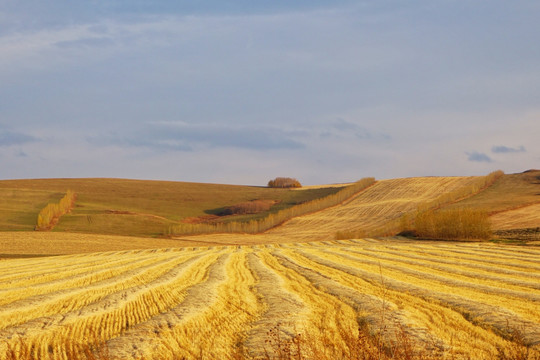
[88,123,306,152]
[0,130,38,147]
[466,151,493,163]
[492,145,526,154]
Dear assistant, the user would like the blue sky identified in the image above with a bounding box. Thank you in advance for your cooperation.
[1,1,538,185]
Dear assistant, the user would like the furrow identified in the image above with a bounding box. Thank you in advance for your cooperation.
[105,250,235,360]
[353,247,540,292]
[0,253,118,282]
[376,245,540,281]
[322,247,540,322]
[420,245,540,268]
[241,251,307,358]
[298,247,540,347]
[0,250,203,331]
[253,250,368,359]
[383,244,540,272]
[0,253,159,293]
[272,248,447,354]
[0,249,219,360]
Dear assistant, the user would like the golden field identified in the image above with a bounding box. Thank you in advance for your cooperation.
[0,178,343,237]
[0,239,539,359]
[0,171,539,359]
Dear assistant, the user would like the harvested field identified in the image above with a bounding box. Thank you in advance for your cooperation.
[0,178,342,237]
[265,176,480,241]
[0,239,538,359]
[491,203,540,230]
[453,170,540,214]
[0,232,187,257]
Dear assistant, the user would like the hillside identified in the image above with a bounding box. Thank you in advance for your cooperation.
[448,170,540,214]
[0,178,343,237]
[176,171,539,245]
[446,170,540,240]
[172,175,491,246]
[1,172,539,359]
[266,176,481,241]
[1,171,539,256]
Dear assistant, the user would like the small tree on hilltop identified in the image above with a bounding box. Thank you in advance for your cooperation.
[267,177,302,188]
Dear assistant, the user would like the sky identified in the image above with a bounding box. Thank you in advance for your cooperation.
[1,1,539,185]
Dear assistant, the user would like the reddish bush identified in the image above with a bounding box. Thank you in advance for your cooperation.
[268,177,302,188]
[220,200,278,216]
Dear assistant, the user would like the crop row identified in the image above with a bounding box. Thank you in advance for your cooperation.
[272,176,484,241]
[1,241,539,359]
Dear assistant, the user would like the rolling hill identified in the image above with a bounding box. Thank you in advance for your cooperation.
[0,170,539,256]
[0,170,539,359]
[0,178,343,237]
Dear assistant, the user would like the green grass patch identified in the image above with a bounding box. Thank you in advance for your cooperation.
[0,188,64,231]
[0,178,346,237]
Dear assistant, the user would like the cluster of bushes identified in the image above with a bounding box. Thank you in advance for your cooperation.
[35,190,76,231]
[166,178,375,236]
[268,177,302,188]
[413,208,492,240]
[336,170,504,240]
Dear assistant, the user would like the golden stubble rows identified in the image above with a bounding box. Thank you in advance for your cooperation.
[0,240,539,359]
[265,176,480,241]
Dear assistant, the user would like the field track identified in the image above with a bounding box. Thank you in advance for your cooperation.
[1,239,539,359]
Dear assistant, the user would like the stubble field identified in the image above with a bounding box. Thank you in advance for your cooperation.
[1,239,539,359]
[1,172,539,359]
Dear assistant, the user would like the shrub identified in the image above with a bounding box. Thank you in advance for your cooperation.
[414,208,492,240]
[268,178,302,188]
[337,170,504,240]
[167,178,375,236]
[35,190,76,231]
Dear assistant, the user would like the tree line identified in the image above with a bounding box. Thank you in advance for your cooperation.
[166,178,376,236]
[336,170,504,240]
[35,190,76,231]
